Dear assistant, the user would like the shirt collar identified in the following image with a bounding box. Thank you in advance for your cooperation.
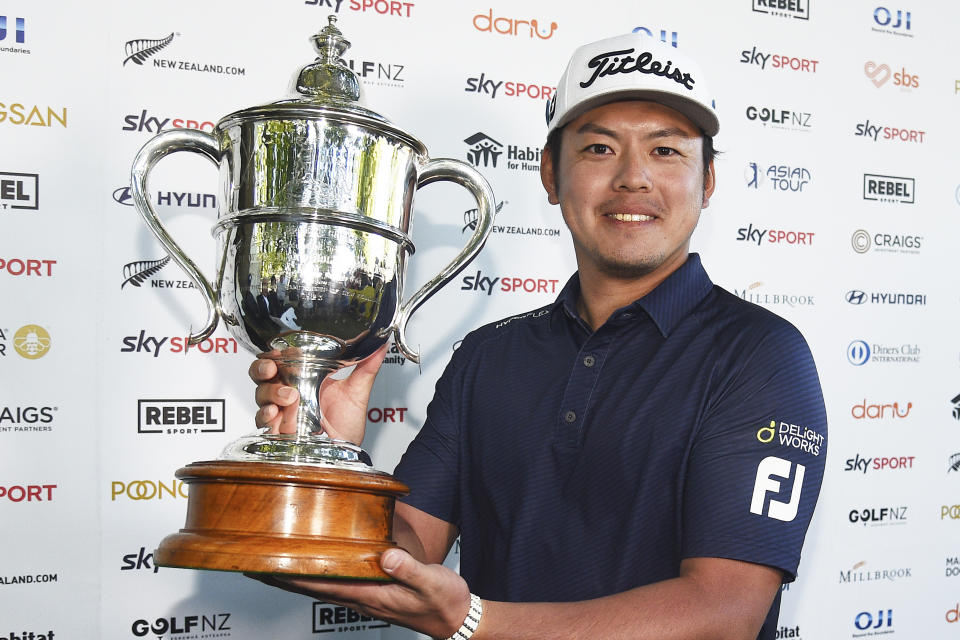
[551,253,714,337]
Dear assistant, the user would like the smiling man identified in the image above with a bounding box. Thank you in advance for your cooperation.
[251,31,827,640]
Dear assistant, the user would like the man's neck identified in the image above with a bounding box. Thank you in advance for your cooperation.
[575,255,688,331]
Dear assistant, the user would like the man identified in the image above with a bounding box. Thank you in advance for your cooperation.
[251,32,826,640]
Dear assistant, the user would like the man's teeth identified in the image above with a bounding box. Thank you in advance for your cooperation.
[609,213,653,222]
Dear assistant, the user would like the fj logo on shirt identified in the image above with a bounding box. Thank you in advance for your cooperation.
[750,456,805,522]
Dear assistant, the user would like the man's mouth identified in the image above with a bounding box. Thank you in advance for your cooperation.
[606,213,655,222]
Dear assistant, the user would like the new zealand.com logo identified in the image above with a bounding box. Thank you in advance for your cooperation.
[123,33,175,66]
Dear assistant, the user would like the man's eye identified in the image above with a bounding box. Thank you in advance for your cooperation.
[654,146,677,156]
[585,143,612,154]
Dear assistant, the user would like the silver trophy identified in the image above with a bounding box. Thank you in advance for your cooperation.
[132,17,494,469]
[132,18,495,577]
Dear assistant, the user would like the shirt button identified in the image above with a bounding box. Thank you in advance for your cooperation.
[583,355,596,367]
[564,410,577,423]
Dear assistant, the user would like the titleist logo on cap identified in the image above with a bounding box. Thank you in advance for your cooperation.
[581,48,695,90]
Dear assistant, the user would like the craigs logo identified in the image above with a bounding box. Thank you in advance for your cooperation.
[472,9,558,40]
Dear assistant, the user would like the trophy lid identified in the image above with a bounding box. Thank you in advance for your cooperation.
[218,16,426,155]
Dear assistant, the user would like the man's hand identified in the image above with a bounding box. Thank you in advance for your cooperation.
[248,343,389,445]
[250,549,472,640]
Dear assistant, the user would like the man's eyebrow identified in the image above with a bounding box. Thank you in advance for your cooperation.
[572,123,696,140]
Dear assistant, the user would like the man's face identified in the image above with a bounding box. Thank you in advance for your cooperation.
[540,100,715,281]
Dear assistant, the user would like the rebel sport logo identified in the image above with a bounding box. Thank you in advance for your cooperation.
[863,174,914,203]
[0,172,39,210]
[752,0,809,20]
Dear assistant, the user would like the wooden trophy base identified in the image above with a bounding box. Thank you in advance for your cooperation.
[154,460,410,581]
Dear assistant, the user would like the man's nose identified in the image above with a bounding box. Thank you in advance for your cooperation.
[614,152,652,192]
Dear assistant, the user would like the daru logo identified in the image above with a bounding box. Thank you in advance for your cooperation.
[0,16,25,43]
[750,456,805,522]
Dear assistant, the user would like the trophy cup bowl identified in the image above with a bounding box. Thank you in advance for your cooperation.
[132,17,495,580]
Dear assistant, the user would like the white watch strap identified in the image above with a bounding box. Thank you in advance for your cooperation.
[446,593,483,640]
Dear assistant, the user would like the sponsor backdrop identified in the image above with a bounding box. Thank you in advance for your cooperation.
[1,1,959,638]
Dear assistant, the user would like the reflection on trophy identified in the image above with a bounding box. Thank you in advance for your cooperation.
[131,17,494,580]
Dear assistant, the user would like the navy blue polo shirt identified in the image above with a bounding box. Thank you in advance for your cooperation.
[394,254,826,640]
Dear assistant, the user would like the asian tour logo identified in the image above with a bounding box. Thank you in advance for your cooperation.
[745,162,811,192]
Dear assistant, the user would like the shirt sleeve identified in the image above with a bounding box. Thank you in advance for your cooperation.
[392,339,472,527]
[680,318,827,581]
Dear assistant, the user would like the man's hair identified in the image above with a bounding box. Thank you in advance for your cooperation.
[544,126,718,183]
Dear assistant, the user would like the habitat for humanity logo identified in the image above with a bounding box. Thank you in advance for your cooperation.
[122,32,245,76]
[462,201,561,239]
[463,132,541,172]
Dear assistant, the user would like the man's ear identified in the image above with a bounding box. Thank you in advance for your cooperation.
[701,159,716,209]
[540,146,560,205]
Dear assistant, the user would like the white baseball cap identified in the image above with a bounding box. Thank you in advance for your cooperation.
[546,32,719,137]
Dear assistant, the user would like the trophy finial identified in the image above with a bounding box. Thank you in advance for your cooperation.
[295,17,361,103]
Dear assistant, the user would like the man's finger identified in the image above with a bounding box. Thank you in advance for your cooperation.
[249,358,277,382]
[255,383,299,408]
[380,548,422,586]
[342,344,390,395]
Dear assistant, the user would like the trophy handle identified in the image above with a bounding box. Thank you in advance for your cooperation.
[392,158,495,363]
[130,129,222,345]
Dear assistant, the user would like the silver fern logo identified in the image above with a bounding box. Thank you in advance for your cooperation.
[122,33,175,66]
[121,257,170,289]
